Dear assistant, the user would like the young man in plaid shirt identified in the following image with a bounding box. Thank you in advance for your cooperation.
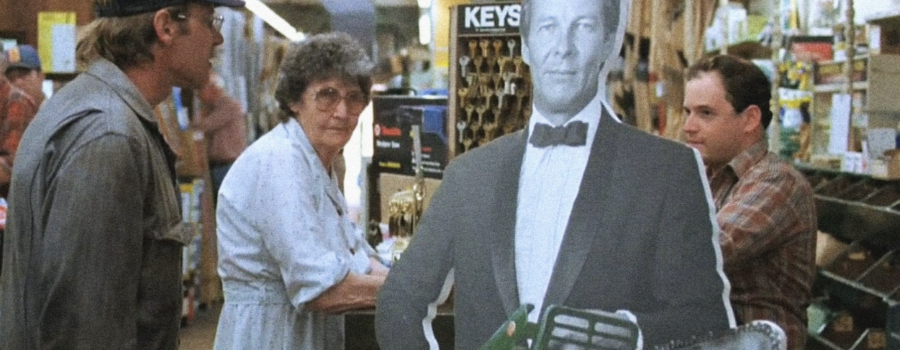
[682,54,818,350]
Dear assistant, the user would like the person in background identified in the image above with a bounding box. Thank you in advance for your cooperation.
[682,54,817,350]
[375,0,734,349]
[194,73,247,202]
[408,59,435,92]
[0,0,244,348]
[3,45,46,107]
[213,32,388,349]
[0,46,39,283]
[0,47,38,199]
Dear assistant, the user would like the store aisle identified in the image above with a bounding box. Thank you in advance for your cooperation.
[179,303,222,350]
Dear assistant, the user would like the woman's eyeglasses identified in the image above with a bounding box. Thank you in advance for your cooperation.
[311,87,369,115]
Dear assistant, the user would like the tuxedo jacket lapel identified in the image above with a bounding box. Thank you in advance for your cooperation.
[488,111,621,316]
[489,130,527,315]
[543,110,620,309]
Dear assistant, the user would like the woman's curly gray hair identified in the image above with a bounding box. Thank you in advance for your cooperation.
[274,32,374,122]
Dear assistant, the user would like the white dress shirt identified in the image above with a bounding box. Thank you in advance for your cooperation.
[515,95,616,323]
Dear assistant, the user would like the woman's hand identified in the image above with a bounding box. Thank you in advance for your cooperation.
[307,272,386,314]
[369,257,389,277]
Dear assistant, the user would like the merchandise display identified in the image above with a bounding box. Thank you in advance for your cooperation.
[370,95,448,260]
[825,244,878,281]
[798,167,900,350]
[179,180,206,325]
[448,2,532,157]
[818,312,864,349]
[372,95,448,179]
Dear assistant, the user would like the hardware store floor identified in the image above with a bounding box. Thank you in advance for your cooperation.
[179,302,221,350]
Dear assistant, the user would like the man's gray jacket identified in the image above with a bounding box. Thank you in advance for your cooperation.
[1,59,185,349]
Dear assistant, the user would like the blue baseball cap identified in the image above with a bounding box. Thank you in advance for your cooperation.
[95,0,245,18]
[4,45,41,72]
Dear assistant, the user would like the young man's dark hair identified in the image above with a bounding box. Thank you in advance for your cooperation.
[686,54,773,129]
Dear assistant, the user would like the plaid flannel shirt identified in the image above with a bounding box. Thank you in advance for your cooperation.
[0,77,37,166]
[707,140,817,350]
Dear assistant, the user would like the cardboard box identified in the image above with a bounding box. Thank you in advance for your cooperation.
[377,173,442,225]
[814,57,867,85]
[372,96,449,179]
[815,231,850,267]
[174,128,206,179]
[868,12,900,55]
[790,36,833,62]
[866,54,900,113]
[873,149,900,180]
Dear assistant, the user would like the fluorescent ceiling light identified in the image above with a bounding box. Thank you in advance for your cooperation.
[418,13,431,45]
[244,0,306,41]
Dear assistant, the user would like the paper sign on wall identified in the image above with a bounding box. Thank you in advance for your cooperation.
[38,12,76,73]
[828,94,852,155]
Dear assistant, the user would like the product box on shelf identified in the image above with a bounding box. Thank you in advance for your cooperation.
[819,312,865,349]
[789,36,833,62]
[814,57,868,86]
[372,95,448,179]
[825,243,878,281]
[871,149,900,180]
[867,11,900,55]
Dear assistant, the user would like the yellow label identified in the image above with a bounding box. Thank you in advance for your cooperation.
[379,161,402,169]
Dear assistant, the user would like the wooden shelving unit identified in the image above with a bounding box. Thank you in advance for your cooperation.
[154,91,220,325]
[797,166,900,350]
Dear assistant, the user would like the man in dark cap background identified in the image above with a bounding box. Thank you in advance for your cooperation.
[0,46,38,286]
[0,47,37,198]
[0,45,42,199]
[0,0,244,348]
[4,45,46,107]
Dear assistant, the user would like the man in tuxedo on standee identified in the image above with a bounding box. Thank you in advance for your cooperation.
[375,0,735,348]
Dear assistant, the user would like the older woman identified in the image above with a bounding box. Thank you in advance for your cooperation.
[213,32,388,349]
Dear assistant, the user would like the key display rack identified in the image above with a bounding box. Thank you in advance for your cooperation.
[448,1,532,158]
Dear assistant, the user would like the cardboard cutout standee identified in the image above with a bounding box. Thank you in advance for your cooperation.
[375,1,738,349]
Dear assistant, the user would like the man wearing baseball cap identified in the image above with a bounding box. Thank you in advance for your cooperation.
[0,46,38,293]
[4,45,46,107]
[0,0,244,348]
[0,47,37,198]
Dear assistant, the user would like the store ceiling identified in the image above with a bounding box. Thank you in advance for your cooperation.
[256,0,420,42]
[255,0,420,62]
[257,0,418,35]
[260,0,416,6]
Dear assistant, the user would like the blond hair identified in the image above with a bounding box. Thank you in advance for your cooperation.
[76,5,188,71]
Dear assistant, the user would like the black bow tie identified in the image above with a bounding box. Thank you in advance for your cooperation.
[528,121,588,147]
